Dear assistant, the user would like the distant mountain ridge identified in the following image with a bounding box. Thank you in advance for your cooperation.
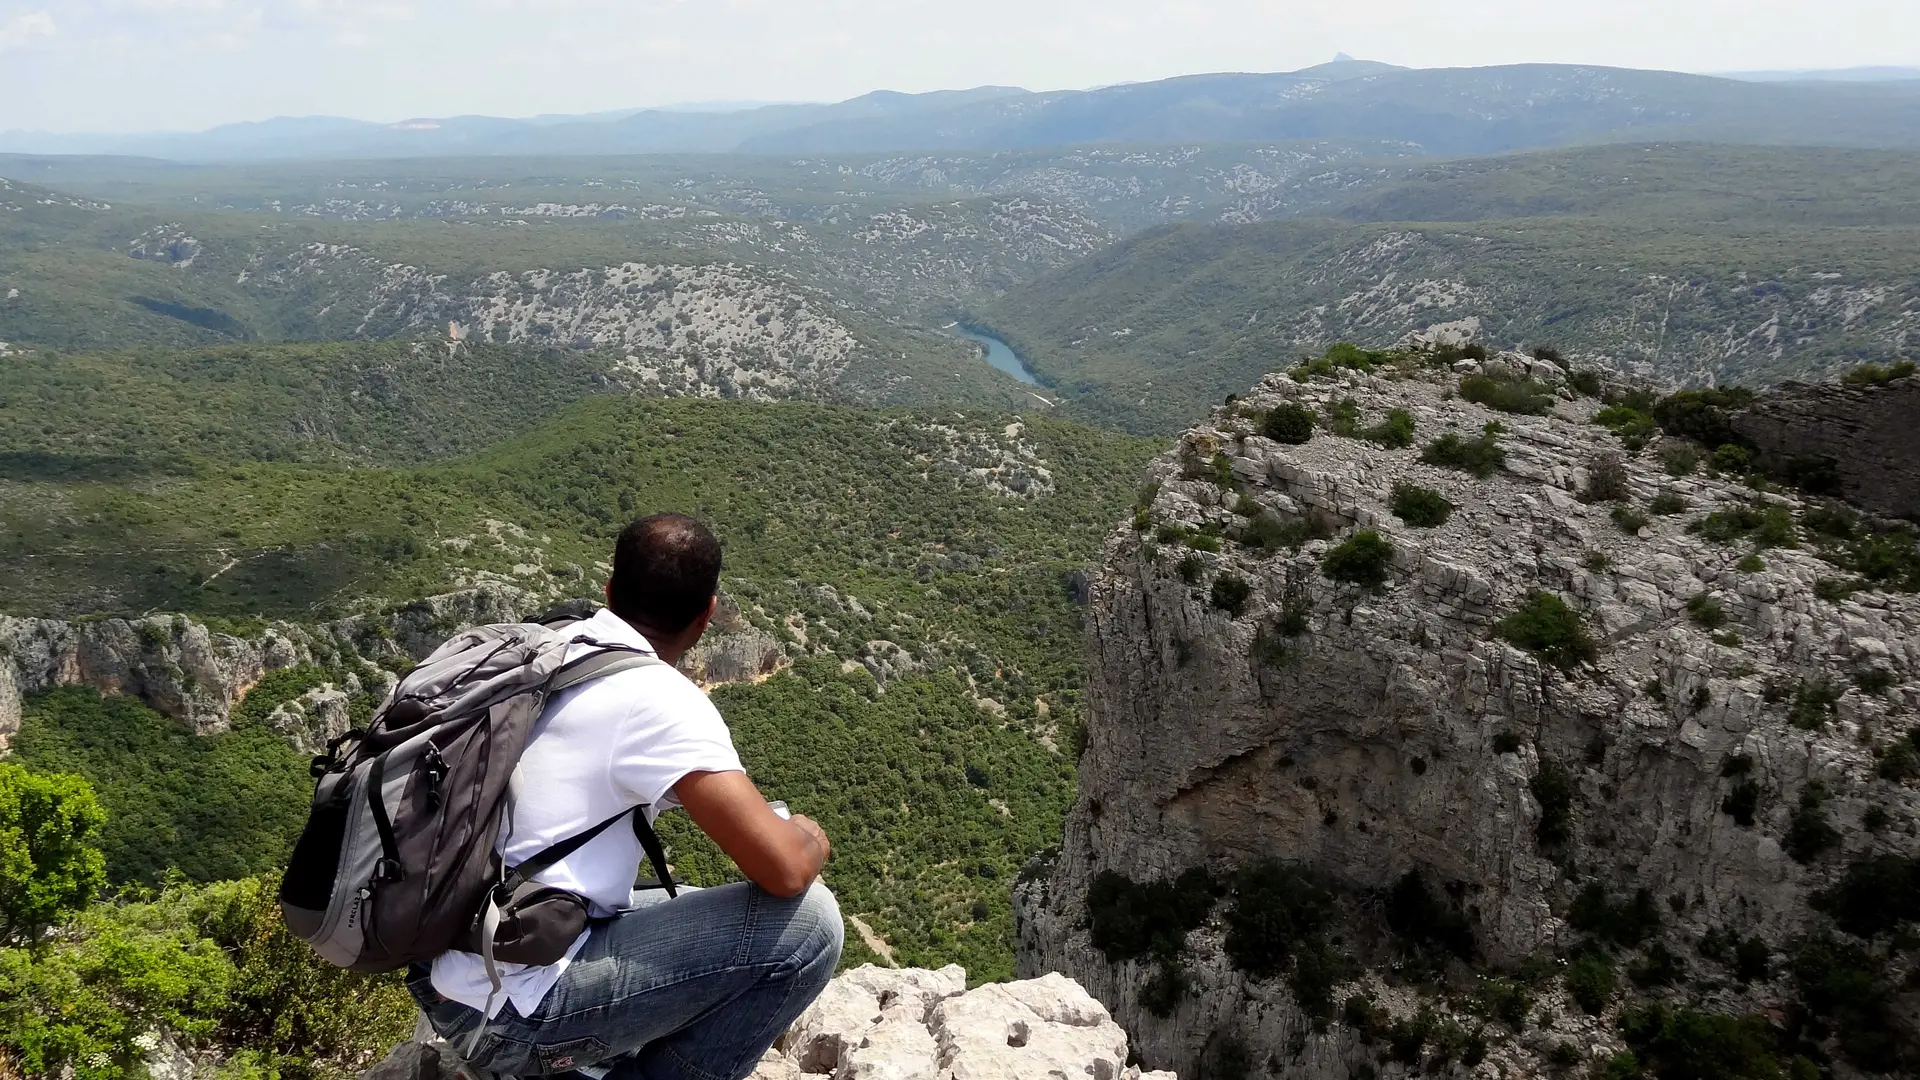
[9,63,1920,161]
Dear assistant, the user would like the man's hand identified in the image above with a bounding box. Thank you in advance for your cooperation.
[789,813,831,866]
[674,770,829,897]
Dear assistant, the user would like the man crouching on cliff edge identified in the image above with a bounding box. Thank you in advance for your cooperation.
[409,512,843,1080]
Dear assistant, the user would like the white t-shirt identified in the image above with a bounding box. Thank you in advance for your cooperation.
[431,607,745,1017]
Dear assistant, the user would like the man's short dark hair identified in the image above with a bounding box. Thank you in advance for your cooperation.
[607,513,722,632]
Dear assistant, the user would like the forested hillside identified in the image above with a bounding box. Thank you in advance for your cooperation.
[0,342,1157,1074]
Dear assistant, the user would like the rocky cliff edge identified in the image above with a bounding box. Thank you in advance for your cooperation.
[1016,355,1919,1077]
[362,965,1175,1080]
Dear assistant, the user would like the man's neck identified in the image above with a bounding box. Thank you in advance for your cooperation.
[614,612,690,665]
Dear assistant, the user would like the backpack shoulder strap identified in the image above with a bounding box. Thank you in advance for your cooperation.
[546,644,666,694]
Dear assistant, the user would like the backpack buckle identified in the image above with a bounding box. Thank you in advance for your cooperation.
[375,858,404,882]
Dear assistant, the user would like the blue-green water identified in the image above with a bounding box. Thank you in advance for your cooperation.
[955,326,1040,385]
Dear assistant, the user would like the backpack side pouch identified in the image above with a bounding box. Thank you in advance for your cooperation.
[475,882,596,966]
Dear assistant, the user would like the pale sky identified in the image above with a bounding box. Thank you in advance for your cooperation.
[3,0,1917,133]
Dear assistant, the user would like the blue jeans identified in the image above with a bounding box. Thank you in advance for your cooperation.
[409,882,843,1080]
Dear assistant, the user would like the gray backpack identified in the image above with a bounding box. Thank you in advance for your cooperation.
[278,615,679,992]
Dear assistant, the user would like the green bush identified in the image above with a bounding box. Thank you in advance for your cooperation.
[1211,574,1253,617]
[1661,444,1703,476]
[1712,444,1753,474]
[1138,955,1189,1018]
[0,763,107,942]
[1582,452,1631,503]
[1648,493,1688,516]
[1693,504,1797,549]
[1685,594,1727,629]
[1809,855,1920,939]
[1568,369,1604,397]
[1177,552,1203,583]
[1613,506,1651,533]
[1390,482,1453,527]
[1326,397,1362,437]
[1736,554,1766,573]
[1222,861,1351,1018]
[1531,760,1576,847]
[1569,885,1661,948]
[1085,868,1221,962]
[1497,592,1598,670]
[1787,680,1841,730]
[1784,783,1838,864]
[1566,951,1617,1015]
[1363,408,1417,449]
[1478,977,1532,1031]
[1461,374,1556,415]
[1594,405,1659,451]
[1631,942,1684,988]
[1618,1004,1783,1080]
[1722,780,1761,827]
[1262,403,1316,445]
[1322,530,1395,591]
[1421,429,1506,477]
[1789,938,1904,1073]
[1651,388,1755,448]
[1732,937,1770,984]
[0,874,412,1080]
[1841,359,1916,386]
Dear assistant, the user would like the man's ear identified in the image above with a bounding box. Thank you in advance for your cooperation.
[604,580,614,604]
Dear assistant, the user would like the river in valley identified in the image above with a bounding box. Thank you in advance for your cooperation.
[952,324,1041,385]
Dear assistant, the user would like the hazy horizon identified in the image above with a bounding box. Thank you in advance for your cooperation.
[3,0,1918,135]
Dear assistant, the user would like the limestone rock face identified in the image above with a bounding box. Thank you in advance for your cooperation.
[1732,373,1920,520]
[0,583,784,748]
[358,966,1174,1080]
[1015,366,1920,1077]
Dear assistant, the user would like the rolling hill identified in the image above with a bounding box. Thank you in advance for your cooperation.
[978,143,1920,432]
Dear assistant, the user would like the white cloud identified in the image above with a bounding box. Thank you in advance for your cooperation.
[0,10,55,51]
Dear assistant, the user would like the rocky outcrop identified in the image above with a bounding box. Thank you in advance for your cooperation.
[1016,362,1920,1077]
[359,966,1175,1080]
[0,583,787,748]
[1732,373,1920,520]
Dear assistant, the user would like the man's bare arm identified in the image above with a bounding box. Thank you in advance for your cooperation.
[674,770,829,897]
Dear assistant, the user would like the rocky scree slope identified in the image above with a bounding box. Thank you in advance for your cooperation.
[1016,361,1919,1077]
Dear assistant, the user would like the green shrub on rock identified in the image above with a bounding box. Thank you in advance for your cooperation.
[1322,530,1395,590]
[1364,408,1418,449]
[1785,783,1839,864]
[1222,861,1351,1019]
[1421,429,1506,478]
[1085,867,1221,963]
[1211,574,1253,616]
[1262,403,1316,445]
[1618,1004,1784,1080]
[1460,374,1557,416]
[1566,950,1617,1015]
[1530,760,1576,847]
[1497,592,1598,670]
[1390,483,1453,527]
